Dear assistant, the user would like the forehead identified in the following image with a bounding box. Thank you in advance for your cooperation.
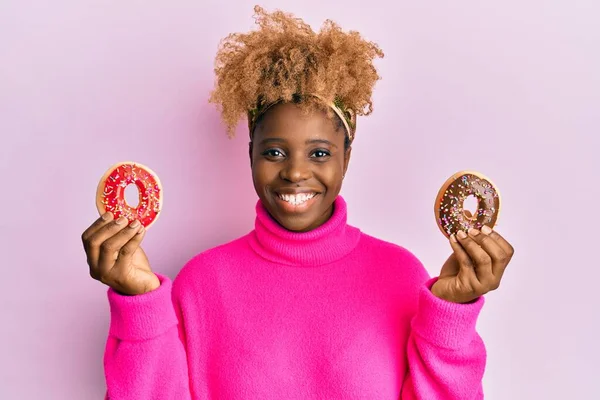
[254,102,343,143]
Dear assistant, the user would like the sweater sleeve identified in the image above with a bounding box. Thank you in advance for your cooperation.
[401,278,486,400]
[103,273,192,400]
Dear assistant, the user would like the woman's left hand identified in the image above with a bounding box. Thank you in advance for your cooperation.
[431,226,515,304]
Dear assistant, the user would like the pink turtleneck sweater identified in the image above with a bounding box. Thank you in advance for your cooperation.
[104,196,486,399]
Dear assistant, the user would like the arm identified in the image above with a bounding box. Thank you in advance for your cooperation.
[103,274,192,400]
[401,278,486,400]
[401,225,515,399]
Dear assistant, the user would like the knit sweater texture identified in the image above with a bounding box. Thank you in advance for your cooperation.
[104,196,486,399]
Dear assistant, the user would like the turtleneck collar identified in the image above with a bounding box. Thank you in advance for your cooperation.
[248,195,361,266]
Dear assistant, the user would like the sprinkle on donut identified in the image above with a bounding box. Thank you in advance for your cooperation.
[96,161,163,229]
[435,171,500,237]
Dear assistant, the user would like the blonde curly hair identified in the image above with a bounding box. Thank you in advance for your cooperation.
[209,5,384,138]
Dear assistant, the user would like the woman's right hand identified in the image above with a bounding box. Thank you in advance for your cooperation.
[81,213,160,295]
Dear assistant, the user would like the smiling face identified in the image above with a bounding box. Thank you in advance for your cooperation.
[250,102,352,232]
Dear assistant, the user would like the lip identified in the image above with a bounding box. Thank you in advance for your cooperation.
[275,188,321,195]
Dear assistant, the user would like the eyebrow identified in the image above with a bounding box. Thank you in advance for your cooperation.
[258,138,338,148]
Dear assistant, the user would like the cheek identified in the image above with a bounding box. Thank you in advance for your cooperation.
[316,163,344,188]
[252,161,277,185]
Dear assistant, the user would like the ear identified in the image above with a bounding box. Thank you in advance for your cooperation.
[248,141,254,168]
[343,146,352,177]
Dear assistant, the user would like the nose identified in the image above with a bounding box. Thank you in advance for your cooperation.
[280,155,312,183]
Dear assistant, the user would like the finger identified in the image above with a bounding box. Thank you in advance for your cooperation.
[114,225,146,270]
[457,231,494,288]
[81,212,114,248]
[102,225,146,286]
[467,228,508,280]
[86,216,129,271]
[481,225,515,259]
[94,219,141,277]
[449,234,482,292]
[480,226,513,282]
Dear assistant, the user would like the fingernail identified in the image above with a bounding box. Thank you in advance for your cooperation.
[116,217,128,225]
[481,225,492,235]
[137,226,145,234]
[468,228,480,236]
[101,212,112,221]
[450,234,458,243]
[129,220,140,229]
[457,231,468,239]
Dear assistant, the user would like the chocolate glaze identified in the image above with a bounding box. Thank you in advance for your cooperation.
[436,172,500,237]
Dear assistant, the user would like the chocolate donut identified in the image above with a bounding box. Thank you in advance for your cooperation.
[435,171,500,237]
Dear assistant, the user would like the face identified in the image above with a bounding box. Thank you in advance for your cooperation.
[250,102,351,232]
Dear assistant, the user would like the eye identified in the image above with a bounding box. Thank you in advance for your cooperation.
[262,149,285,158]
[311,149,331,158]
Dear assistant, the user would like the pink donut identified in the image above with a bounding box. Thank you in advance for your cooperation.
[96,161,163,228]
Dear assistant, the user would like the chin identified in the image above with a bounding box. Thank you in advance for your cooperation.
[276,215,316,232]
[264,204,316,232]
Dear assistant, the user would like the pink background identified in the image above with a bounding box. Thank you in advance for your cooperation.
[1,1,598,398]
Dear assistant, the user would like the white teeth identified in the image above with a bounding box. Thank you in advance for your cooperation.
[278,193,316,205]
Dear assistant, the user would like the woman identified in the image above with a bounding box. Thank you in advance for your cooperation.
[81,6,514,399]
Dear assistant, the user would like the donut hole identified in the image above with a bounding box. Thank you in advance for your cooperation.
[462,195,478,220]
[124,184,140,208]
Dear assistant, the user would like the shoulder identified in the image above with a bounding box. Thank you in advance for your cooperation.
[357,231,430,281]
[358,231,421,264]
[173,232,252,290]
